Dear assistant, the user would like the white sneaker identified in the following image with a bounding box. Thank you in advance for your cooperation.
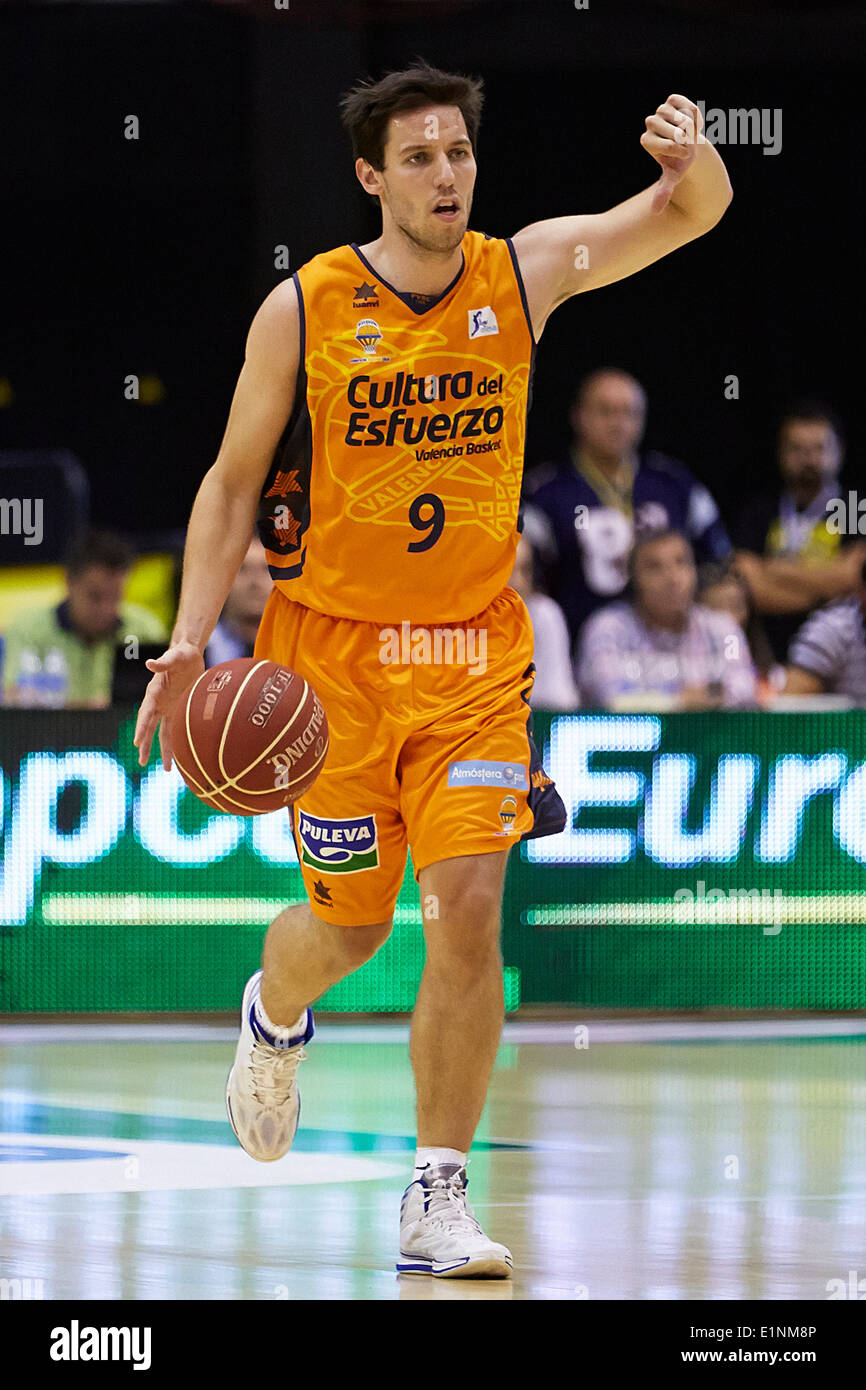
[397,1163,513,1278]
[225,970,313,1163]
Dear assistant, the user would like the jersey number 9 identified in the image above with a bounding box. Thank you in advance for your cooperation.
[408,493,445,552]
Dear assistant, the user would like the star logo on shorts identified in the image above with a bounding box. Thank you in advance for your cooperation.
[313,880,333,906]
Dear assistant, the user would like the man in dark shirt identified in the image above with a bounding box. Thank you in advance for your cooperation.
[733,401,865,663]
[522,368,731,644]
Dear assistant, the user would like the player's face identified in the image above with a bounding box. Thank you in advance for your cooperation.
[66,564,127,641]
[376,105,476,252]
[574,377,646,459]
[224,540,272,642]
[778,420,841,495]
[633,534,696,625]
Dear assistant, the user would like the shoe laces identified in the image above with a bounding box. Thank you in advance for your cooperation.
[249,1040,306,1107]
[424,1173,484,1236]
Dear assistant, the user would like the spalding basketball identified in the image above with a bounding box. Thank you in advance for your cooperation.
[169,658,329,815]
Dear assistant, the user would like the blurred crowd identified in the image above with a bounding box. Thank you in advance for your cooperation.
[0,530,273,710]
[2,367,864,711]
[517,369,866,710]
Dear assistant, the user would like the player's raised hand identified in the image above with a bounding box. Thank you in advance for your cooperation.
[133,640,205,771]
[640,94,703,214]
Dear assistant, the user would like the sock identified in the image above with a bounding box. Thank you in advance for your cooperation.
[414,1146,467,1180]
[253,990,307,1046]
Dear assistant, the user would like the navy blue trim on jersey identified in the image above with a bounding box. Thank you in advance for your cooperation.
[504,236,537,349]
[349,243,466,316]
[257,271,312,580]
[518,665,568,842]
[267,547,306,583]
[296,268,306,358]
[506,235,537,518]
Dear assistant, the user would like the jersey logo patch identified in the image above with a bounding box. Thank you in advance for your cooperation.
[351,318,391,364]
[353,280,379,309]
[468,306,499,338]
[297,812,379,874]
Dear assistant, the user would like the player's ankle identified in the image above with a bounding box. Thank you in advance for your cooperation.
[254,988,308,1043]
[413,1146,467,1179]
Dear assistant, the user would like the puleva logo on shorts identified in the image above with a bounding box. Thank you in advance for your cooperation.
[297,812,379,873]
[447,760,529,790]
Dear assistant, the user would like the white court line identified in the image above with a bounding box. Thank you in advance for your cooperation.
[1,1019,866,1045]
[0,1133,405,1195]
[526,893,866,925]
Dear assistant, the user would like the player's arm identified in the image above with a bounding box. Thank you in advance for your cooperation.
[133,278,300,770]
[511,95,732,333]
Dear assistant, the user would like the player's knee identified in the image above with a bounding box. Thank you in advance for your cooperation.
[424,898,502,975]
[425,933,502,987]
[334,917,393,968]
[427,880,503,937]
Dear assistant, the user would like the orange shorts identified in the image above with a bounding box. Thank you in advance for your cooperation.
[254,585,567,925]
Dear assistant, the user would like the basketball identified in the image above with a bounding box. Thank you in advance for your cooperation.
[169,657,329,815]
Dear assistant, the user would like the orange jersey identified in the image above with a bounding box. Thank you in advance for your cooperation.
[257,230,535,623]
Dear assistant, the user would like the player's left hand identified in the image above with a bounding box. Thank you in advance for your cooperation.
[640,94,703,214]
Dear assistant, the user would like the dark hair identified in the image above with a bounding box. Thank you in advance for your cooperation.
[340,58,484,187]
[778,398,845,447]
[65,529,135,578]
[697,558,777,678]
[626,526,692,586]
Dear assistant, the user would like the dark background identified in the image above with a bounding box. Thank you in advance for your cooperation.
[3,0,864,537]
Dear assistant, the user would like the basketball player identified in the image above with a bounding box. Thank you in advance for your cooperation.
[134,61,732,1278]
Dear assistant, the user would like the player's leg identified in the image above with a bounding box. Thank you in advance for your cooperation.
[227,808,405,1164]
[226,906,392,1164]
[411,849,509,1152]
[260,903,392,1027]
[396,849,513,1277]
[227,587,409,1162]
[395,585,567,1275]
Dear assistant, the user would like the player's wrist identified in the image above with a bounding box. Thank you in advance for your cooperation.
[169,631,208,657]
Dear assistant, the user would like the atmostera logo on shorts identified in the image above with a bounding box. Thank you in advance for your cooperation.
[297,812,379,873]
[447,760,529,789]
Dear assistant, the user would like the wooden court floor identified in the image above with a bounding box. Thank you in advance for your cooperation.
[1,1019,865,1300]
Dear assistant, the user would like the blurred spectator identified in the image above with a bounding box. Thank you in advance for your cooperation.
[2,530,166,708]
[522,368,731,644]
[733,400,865,663]
[783,557,866,705]
[205,537,272,665]
[508,533,579,710]
[576,529,757,710]
[696,561,784,704]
